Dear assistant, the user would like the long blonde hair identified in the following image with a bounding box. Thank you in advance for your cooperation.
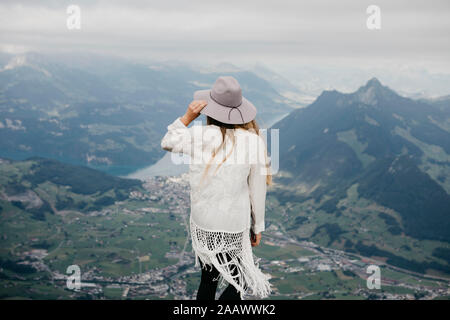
[200,116,272,186]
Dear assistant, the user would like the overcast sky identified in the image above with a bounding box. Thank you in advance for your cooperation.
[0,0,449,74]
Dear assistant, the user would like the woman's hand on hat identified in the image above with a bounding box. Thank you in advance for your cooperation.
[180,100,207,126]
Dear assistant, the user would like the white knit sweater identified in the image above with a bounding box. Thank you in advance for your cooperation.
[161,117,272,298]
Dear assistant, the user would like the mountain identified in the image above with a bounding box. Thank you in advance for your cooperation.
[0,156,142,220]
[276,64,450,99]
[0,52,295,175]
[269,78,450,275]
[419,95,450,114]
[250,62,312,108]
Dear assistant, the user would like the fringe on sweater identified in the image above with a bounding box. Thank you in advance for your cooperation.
[190,217,272,299]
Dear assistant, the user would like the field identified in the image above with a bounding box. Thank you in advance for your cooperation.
[0,159,448,300]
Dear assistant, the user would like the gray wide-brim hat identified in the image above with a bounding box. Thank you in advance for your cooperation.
[193,76,257,124]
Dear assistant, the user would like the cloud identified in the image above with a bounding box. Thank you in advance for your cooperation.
[0,0,449,72]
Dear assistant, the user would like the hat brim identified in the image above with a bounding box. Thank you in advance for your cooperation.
[193,89,257,125]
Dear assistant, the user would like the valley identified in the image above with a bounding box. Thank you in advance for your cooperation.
[0,160,448,300]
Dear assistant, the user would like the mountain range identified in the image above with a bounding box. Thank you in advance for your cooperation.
[0,52,295,175]
[268,77,450,275]
[0,54,449,293]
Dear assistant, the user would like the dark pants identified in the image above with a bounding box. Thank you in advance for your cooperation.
[196,255,242,300]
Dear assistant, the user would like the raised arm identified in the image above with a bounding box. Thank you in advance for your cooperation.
[160,100,207,154]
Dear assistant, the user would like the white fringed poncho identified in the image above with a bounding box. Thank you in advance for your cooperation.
[161,117,272,299]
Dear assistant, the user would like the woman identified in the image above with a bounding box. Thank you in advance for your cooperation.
[161,76,272,300]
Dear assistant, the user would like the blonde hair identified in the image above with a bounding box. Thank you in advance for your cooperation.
[200,116,272,186]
